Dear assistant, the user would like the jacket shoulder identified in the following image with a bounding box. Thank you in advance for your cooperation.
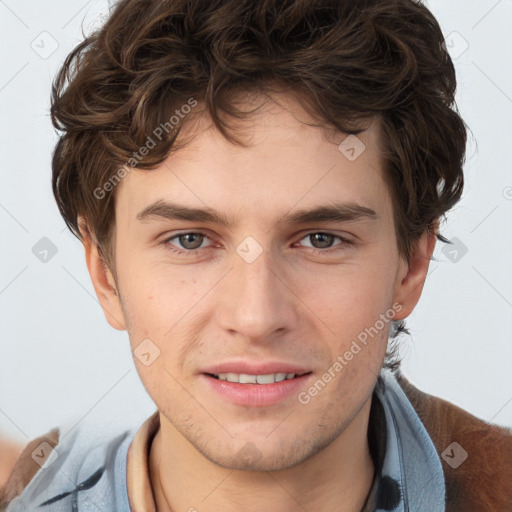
[0,428,60,509]
[395,371,512,512]
[0,422,134,511]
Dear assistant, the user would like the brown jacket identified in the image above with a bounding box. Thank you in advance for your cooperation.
[396,373,512,512]
[1,374,511,511]
[0,440,23,493]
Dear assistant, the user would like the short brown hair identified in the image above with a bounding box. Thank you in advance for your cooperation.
[50,0,467,369]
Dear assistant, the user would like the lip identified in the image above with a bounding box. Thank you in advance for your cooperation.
[200,361,313,407]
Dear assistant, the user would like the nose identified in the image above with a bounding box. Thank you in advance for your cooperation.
[216,243,299,343]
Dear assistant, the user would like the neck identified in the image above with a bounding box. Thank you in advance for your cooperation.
[149,397,375,512]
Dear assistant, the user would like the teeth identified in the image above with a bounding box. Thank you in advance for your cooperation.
[240,374,257,384]
[255,374,274,384]
[215,372,297,383]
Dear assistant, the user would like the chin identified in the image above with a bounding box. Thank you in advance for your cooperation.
[194,428,340,473]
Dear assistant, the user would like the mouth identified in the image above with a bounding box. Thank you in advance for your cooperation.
[201,370,313,407]
[205,372,311,384]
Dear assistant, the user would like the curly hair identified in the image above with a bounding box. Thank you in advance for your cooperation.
[50,0,467,371]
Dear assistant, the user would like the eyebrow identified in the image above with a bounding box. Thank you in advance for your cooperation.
[136,199,378,228]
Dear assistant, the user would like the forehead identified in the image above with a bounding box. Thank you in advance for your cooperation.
[114,93,391,228]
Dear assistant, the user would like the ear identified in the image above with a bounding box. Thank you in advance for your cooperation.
[392,227,437,321]
[78,216,127,331]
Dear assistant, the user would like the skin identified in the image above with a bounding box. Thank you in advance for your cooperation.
[80,92,435,512]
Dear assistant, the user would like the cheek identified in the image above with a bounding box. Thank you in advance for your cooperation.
[295,262,398,376]
[116,247,183,319]
[117,261,216,369]
[302,260,397,325]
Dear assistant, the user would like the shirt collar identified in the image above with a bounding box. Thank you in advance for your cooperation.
[126,410,159,512]
[372,369,446,511]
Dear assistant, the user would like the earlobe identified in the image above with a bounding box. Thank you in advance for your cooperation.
[392,229,437,321]
[78,216,126,331]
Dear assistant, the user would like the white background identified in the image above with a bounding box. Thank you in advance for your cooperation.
[0,0,511,444]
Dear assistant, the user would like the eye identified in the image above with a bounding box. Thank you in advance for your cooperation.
[161,230,353,257]
[296,232,353,252]
[163,232,214,255]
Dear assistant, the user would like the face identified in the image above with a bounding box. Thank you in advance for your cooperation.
[84,92,432,472]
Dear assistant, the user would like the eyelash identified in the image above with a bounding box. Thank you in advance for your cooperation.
[161,231,354,256]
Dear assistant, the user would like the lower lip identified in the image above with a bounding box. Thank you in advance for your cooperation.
[201,373,312,407]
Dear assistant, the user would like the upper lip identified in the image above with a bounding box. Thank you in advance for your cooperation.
[202,361,310,376]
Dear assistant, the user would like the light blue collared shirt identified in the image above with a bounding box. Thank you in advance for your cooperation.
[371,369,446,511]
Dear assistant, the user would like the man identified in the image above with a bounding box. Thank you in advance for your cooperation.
[1,0,511,511]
